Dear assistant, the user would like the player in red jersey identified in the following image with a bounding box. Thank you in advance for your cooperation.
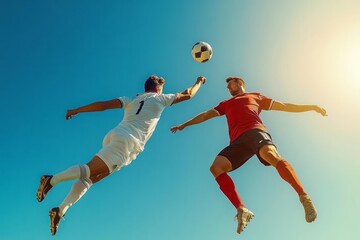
[171,76,327,235]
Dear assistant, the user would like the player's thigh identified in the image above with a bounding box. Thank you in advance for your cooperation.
[258,144,283,167]
[215,138,254,173]
[210,155,233,177]
[89,171,110,183]
[86,156,110,183]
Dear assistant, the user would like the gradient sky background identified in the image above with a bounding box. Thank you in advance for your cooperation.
[1,0,359,239]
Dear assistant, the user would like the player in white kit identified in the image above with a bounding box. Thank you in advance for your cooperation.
[36,75,206,235]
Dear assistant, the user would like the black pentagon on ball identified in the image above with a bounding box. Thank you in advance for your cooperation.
[195,52,202,58]
[200,46,209,51]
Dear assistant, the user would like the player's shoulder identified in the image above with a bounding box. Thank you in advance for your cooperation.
[246,92,270,99]
[140,92,175,103]
[217,98,230,105]
[119,95,134,103]
[158,92,175,97]
[154,93,176,101]
[246,92,273,102]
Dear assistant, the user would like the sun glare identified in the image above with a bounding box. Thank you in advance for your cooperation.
[347,44,360,86]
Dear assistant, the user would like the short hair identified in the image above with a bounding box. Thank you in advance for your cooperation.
[144,75,165,92]
[225,76,246,87]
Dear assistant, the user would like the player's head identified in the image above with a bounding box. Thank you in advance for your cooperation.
[145,75,165,93]
[226,76,246,96]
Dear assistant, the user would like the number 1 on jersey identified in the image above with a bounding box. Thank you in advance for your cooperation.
[136,100,145,115]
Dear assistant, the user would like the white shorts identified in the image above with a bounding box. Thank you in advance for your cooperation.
[96,127,143,173]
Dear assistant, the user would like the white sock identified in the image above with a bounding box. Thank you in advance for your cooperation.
[58,179,92,217]
[50,165,90,186]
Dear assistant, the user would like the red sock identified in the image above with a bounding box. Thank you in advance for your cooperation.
[276,160,306,196]
[215,173,244,209]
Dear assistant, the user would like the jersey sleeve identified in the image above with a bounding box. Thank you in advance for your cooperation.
[214,100,226,116]
[118,96,133,108]
[258,94,274,110]
[157,93,176,107]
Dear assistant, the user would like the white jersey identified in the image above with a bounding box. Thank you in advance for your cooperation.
[118,92,176,149]
[96,92,176,171]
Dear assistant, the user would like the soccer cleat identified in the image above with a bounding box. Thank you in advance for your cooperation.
[300,194,317,222]
[49,207,64,236]
[36,175,53,202]
[235,207,254,234]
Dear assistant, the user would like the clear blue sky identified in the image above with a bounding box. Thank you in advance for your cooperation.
[1,0,359,239]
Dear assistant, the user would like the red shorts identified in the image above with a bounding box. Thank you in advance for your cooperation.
[218,128,276,171]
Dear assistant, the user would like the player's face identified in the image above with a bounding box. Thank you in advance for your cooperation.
[227,79,242,96]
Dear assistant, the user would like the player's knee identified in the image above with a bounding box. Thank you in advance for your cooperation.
[259,149,281,167]
[79,164,90,179]
[210,156,232,176]
[210,164,225,177]
[80,177,93,189]
[260,146,281,159]
[269,150,282,163]
[78,165,92,188]
[209,164,216,174]
[264,150,276,160]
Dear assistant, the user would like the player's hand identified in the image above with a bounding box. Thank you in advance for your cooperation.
[314,106,327,116]
[197,76,206,84]
[66,109,78,120]
[170,124,185,133]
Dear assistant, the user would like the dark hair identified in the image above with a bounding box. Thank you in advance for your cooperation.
[225,76,246,87]
[144,75,165,92]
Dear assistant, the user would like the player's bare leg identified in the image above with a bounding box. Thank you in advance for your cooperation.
[210,155,232,178]
[86,155,111,183]
[259,144,317,222]
[210,155,254,234]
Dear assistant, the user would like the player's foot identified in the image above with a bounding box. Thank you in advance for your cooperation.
[235,207,254,234]
[49,207,64,236]
[37,175,53,202]
[300,194,317,222]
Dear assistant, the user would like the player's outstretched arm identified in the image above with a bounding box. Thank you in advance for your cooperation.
[170,109,219,133]
[172,76,206,105]
[66,99,122,120]
[271,101,327,116]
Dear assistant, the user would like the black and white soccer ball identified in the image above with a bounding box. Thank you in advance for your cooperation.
[191,41,213,63]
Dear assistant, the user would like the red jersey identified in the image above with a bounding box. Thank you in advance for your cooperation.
[214,92,274,143]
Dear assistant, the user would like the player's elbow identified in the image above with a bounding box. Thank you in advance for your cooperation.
[181,92,193,101]
[186,93,194,100]
[184,89,194,99]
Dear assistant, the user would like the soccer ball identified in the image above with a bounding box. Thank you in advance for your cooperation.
[191,41,213,63]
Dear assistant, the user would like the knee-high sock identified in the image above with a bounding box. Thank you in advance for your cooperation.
[50,165,90,186]
[216,173,244,209]
[58,178,92,217]
[276,160,306,196]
